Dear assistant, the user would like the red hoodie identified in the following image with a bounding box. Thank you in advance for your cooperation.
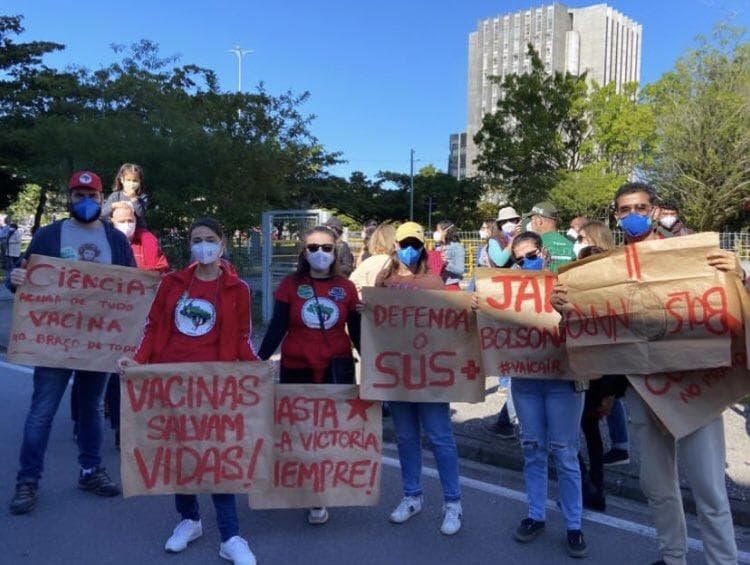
[134,260,257,364]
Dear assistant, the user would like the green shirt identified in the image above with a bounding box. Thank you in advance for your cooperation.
[541,231,576,273]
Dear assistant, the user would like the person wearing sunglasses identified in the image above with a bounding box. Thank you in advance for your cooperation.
[505,232,589,558]
[258,225,361,527]
[374,222,463,536]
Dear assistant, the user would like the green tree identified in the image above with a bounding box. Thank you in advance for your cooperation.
[646,25,749,231]
[588,81,657,175]
[473,44,589,210]
[549,162,625,222]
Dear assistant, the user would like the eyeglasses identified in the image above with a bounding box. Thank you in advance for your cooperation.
[306,244,334,253]
[398,240,424,250]
[617,203,652,216]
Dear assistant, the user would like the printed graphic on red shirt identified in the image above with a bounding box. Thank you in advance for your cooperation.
[301,297,339,330]
[174,296,216,336]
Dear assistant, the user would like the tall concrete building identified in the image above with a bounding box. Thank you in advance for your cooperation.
[464,3,642,177]
[448,132,468,180]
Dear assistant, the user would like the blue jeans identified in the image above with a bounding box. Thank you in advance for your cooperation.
[175,494,239,542]
[512,378,585,530]
[18,366,109,483]
[388,401,460,502]
[607,398,629,450]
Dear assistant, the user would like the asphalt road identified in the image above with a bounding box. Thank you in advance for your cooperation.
[1,359,748,565]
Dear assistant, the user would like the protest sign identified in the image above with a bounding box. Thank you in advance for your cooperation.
[557,233,740,376]
[7,255,160,373]
[249,384,381,509]
[629,276,750,439]
[360,287,484,402]
[120,362,273,497]
[475,268,570,379]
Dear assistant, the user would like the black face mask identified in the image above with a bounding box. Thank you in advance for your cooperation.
[69,197,102,223]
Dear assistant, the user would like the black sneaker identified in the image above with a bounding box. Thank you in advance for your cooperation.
[602,448,629,466]
[484,420,516,440]
[567,529,588,558]
[10,481,38,515]
[78,467,120,497]
[514,518,545,543]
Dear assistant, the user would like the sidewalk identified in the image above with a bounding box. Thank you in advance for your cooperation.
[2,294,749,526]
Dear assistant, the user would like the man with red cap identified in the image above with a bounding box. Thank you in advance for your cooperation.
[7,171,135,515]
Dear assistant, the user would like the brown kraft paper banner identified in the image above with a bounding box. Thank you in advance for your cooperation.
[249,384,382,509]
[475,268,573,379]
[121,362,274,497]
[360,287,484,402]
[629,276,750,439]
[557,233,739,376]
[8,255,161,373]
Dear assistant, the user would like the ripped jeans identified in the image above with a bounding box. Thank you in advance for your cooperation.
[511,378,585,530]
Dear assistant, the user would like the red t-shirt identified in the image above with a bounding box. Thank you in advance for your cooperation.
[160,277,221,363]
[274,275,358,377]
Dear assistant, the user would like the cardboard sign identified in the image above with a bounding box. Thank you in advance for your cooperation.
[629,276,750,439]
[557,233,739,376]
[249,384,382,509]
[475,268,570,379]
[8,255,160,373]
[120,362,273,497]
[360,287,484,402]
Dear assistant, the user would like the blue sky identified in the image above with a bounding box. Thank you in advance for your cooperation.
[5,0,748,179]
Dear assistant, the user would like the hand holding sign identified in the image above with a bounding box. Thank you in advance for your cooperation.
[9,258,28,289]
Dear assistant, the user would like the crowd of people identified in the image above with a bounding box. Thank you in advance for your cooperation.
[3,165,747,565]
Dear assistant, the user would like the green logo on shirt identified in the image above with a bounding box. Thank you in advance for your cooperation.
[297,284,314,299]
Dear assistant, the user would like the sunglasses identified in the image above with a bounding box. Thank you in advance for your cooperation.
[306,244,334,253]
[398,240,424,250]
[513,251,540,264]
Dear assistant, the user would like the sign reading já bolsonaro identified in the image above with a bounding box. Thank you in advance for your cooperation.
[8,255,160,373]
[475,268,569,379]
[557,233,740,376]
[360,287,484,402]
[249,384,382,509]
[120,362,273,497]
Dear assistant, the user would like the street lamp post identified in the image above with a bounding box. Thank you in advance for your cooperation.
[229,45,254,92]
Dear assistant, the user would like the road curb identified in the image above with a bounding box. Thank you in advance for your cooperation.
[383,419,750,527]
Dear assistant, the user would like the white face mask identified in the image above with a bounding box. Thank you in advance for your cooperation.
[432,231,442,243]
[501,221,518,235]
[191,241,221,265]
[122,180,140,194]
[566,228,578,241]
[659,216,678,229]
[573,241,589,258]
[114,221,136,238]
[307,249,335,271]
[479,229,490,240]
[525,222,536,233]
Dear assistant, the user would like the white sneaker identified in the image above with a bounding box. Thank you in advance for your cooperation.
[164,519,203,552]
[219,536,256,565]
[389,495,423,524]
[440,501,462,535]
[307,507,329,525]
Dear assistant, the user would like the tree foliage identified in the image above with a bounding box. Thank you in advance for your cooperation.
[646,25,749,231]
[0,17,338,232]
[549,162,625,223]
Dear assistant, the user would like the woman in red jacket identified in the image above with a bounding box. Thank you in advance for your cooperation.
[118,217,256,565]
[258,225,361,526]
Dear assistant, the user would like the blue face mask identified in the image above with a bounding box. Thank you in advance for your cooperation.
[618,213,651,238]
[397,246,421,266]
[70,196,102,223]
[520,256,545,270]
